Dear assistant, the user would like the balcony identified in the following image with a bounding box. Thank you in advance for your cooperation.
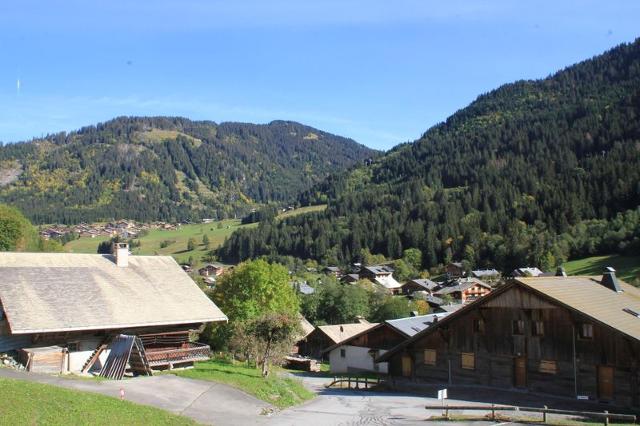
[145,342,211,368]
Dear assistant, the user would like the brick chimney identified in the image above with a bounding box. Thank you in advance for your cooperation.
[113,242,129,267]
[601,267,622,292]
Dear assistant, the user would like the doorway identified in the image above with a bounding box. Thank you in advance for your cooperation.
[401,355,412,377]
[514,356,527,388]
[597,365,614,400]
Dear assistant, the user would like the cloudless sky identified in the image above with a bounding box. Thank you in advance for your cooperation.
[1,1,638,150]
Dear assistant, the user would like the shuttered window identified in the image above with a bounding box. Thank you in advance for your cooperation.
[424,349,436,366]
[473,319,485,334]
[539,360,557,374]
[579,323,594,339]
[532,321,544,336]
[461,352,475,370]
[512,320,525,335]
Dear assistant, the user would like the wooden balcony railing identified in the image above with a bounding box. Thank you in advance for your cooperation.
[145,343,211,367]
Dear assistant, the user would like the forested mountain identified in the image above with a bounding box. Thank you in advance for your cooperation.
[218,39,640,273]
[0,117,376,224]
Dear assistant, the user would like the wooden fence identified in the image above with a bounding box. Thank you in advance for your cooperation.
[326,375,384,390]
[425,403,637,425]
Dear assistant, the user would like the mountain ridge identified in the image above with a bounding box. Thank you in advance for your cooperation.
[218,38,640,275]
[0,116,378,224]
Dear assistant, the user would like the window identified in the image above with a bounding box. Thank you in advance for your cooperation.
[461,352,475,370]
[532,321,544,336]
[539,360,557,374]
[340,348,346,358]
[579,323,594,339]
[512,319,525,335]
[424,349,437,366]
[473,318,485,334]
[67,342,79,352]
[0,309,3,321]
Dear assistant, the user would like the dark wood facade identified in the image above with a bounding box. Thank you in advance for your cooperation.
[347,324,406,351]
[385,285,640,408]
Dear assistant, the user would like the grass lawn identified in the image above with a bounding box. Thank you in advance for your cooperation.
[63,206,325,266]
[0,377,198,425]
[563,254,640,285]
[170,358,314,409]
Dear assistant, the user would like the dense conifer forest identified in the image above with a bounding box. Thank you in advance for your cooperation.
[217,39,640,272]
[0,117,376,224]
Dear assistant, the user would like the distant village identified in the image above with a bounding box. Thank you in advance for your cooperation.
[38,220,180,240]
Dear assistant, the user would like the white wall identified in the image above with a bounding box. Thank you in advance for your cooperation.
[328,345,388,374]
[67,337,110,373]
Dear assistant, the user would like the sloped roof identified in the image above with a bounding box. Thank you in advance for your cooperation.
[317,322,378,345]
[386,313,450,337]
[0,252,227,334]
[434,277,490,295]
[516,276,640,341]
[403,278,439,291]
[374,274,402,289]
[378,275,640,362]
[299,316,315,339]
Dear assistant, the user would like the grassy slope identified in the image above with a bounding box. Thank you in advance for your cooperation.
[563,254,640,284]
[278,204,327,220]
[63,206,327,265]
[171,359,314,409]
[0,377,198,425]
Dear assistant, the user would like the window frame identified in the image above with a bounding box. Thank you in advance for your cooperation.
[512,319,525,335]
[579,323,594,340]
[461,352,475,370]
[424,349,437,366]
[532,321,544,337]
[473,318,485,334]
[539,360,557,374]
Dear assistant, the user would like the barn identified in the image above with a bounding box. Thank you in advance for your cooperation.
[0,244,227,376]
[377,269,640,408]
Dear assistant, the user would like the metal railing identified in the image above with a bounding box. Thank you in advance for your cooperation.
[326,375,384,390]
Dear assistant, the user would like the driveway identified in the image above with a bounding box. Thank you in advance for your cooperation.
[0,368,271,426]
[0,368,627,425]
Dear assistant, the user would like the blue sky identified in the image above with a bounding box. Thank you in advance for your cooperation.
[1,1,638,150]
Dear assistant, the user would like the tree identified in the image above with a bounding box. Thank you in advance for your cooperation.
[392,259,415,282]
[209,259,299,347]
[248,313,300,377]
[402,248,423,270]
[187,237,197,251]
[370,296,417,322]
[0,204,39,251]
[202,234,210,249]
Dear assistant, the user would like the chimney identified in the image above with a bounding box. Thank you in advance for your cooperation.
[555,267,567,277]
[601,267,622,292]
[113,242,129,267]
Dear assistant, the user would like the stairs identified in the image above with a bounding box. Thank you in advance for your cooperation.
[81,338,109,373]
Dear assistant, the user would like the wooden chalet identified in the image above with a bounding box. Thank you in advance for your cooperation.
[198,263,225,277]
[401,278,439,296]
[377,269,640,408]
[434,277,492,303]
[0,244,227,376]
[324,313,449,374]
[445,262,465,278]
[297,321,376,360]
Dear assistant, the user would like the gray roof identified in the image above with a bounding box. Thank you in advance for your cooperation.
[362,265,394,275]
[404,278,439,291]
[0,253,227,334]
[471,269,500,278]
[434,277,491,295]
[386,313,450,337]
